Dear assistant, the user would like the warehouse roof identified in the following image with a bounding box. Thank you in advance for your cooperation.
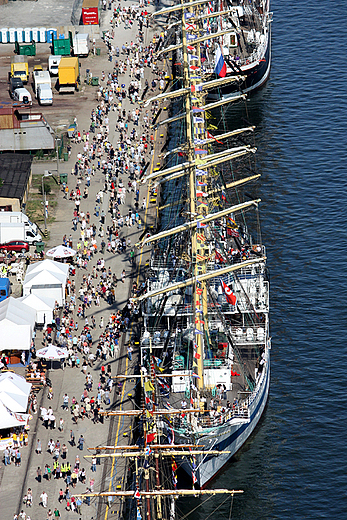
[0,153,32,202]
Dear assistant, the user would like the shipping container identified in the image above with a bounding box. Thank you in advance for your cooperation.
[82,0,100,25]
[72,33,90,56]
[58,56,79,93]
[52,36,71,56]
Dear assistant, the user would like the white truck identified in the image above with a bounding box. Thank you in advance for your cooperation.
[72,33,90,57]
[0,223,42,245]
[33,70,51,96]
[0,211,40,240]
[37,84,53,105]
[48,55,62,76]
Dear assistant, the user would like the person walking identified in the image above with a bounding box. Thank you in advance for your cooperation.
[36,439,42,454]
[78,435,85,451]
[62,394,69,410]
[40,491,48,508]
[4,447,10,465]
[69,430,75,446]
[91,456,97,472]
[37,467,42,483]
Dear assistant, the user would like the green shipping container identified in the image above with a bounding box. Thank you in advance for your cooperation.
[53,38,71,56]
[15,41,36,56]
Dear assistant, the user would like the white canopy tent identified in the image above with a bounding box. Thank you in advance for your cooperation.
[23,269,66,306]
[0,297,36,351]
[18,294,55,325]
[36,344,69,360]
[26,259,69,279]
[0,372,32,413]
[0,400,29,430]
[46,244,76,259]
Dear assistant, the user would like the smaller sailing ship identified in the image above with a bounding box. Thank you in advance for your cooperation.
[157,0,273,97]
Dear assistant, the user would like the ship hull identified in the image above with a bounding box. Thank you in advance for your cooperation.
[210,21,272,99]
[177,348,270,488]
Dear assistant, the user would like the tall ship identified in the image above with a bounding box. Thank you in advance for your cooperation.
[161,0,273,97]
[134,0,271,489]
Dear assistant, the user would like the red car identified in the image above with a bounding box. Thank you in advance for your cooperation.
[0,241,29,253]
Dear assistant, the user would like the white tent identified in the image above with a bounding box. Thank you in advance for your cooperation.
[23,269,66,306]
[46,244,76,259]
[0,297,36,351]
[36,344,68,360]
[0,373,31,413]
[18,294,55,325]
[26,259,69,279]
[0,400,29,429]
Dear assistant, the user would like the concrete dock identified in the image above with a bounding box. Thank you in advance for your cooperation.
[0,1,171,519]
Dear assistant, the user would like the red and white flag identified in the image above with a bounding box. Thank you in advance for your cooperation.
[221,280,237,305]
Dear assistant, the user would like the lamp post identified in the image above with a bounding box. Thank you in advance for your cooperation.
[56,136,61,178]
[42,170,53,232]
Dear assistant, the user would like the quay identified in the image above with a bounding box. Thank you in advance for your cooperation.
[0,1,171,519]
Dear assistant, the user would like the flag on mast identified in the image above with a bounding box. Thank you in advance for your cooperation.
[221,280,237,305]
[214,45,227,78]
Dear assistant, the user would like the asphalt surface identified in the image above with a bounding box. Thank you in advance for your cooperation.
[0,2,167,519]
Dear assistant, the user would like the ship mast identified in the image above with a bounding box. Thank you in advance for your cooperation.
[180,2,205,390]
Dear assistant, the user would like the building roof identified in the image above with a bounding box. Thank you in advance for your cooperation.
[0,153,32,202]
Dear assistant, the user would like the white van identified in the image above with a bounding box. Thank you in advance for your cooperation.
[48,55,62,75]
[37,84,53,105]
[13,87,32,105]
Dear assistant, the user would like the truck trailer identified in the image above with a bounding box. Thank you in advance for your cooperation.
[0,222,42,245]
[58,57,79,94]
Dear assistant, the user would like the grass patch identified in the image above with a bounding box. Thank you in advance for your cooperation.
[27,174,61,231]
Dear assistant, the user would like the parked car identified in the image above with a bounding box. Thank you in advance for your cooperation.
[13,87,32,105]
[9,77,24,98]
[0,241,29,253]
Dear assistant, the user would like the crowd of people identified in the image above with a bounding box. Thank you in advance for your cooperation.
[8,2,165,518]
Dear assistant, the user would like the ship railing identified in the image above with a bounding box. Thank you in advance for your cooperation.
[231,325,267,346]
[195,406,249,428]
[150,258,177,270]
[247,355,268,407]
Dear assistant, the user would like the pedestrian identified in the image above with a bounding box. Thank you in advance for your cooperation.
[127,345,133,361]
[59,418,64,432]
[62,394,69,410]
[91,456,97,472]
[78,435,85,451]
[54,508,60,518]
[100,316,104,328]
[37,467,42,483]
[4,447,10,465]
[36,439,42,454]
[15,449,21,466]
[40,491,48,508]
[121,269,125,283]
[70,430,75,446]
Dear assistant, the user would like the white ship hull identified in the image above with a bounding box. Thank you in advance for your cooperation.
[177,347,270,488]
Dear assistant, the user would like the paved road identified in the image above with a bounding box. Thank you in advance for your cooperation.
[0,2,165,519]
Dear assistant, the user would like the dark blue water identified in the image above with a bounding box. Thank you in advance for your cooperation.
[179,1,347,518]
